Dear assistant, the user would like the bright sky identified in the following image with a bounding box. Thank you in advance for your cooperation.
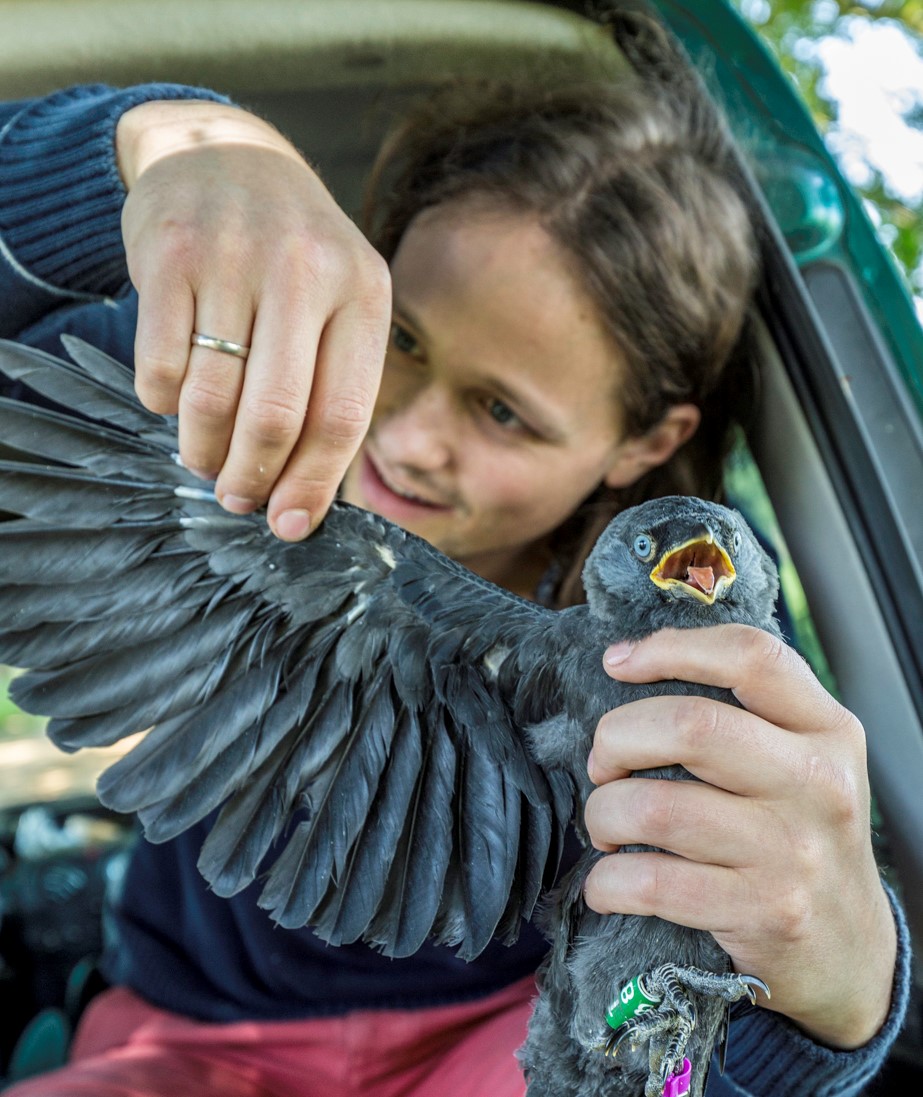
[740,2,923,315]
[798,15,923,317]
[814,18,923,205]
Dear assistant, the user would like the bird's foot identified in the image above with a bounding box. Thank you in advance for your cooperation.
[595,964,770,1096]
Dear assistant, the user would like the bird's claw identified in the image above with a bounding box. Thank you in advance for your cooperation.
[595,964,770,1096]
[738,972,771,1005]
[601,1020,635,1058]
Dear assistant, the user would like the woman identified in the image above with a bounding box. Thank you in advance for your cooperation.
[0,21,907,1097]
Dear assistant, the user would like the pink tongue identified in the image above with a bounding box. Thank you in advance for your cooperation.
[687,565,716,594]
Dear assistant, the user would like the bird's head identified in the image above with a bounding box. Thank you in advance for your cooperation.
[581,496,780,636]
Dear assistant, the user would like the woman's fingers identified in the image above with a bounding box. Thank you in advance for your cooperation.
[588,693,798,797]
[602,624,858,742]
[131,256,197,416]
[210,297,318,516]
[180,296,254,481]
[264,290,390,538]
[118,101,391,538]
[583,852,747,934]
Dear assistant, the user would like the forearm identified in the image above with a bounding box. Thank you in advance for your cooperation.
[0,83,229,333]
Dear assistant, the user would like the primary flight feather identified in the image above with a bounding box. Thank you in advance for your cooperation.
[0,338,780,1096]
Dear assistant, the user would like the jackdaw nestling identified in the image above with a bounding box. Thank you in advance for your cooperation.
[0,338,781,1097]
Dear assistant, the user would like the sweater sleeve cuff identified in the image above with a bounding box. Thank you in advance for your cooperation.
[718,882,912,1096]
[0,83,231,299]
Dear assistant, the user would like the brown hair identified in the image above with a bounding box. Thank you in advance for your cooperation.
[362,12,759,606]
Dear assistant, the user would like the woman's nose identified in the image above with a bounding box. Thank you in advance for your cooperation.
[375,381,455,471]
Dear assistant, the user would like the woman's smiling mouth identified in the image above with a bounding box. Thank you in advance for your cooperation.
[357,450,454,522]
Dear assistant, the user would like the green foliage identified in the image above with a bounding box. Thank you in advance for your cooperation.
[732,0,923,307]
[0,666,45,740]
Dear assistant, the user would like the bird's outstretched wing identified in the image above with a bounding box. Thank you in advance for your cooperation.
[0,337,575,959]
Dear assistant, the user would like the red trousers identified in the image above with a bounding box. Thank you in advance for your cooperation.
[3,978,536,1097]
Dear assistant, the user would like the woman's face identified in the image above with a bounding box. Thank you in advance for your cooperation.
[341,202,689,595]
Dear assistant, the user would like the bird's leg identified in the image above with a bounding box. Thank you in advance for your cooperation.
[601,1001,692,1096]
[658,1033,693,1095]
[600,964,769,1095]
[649,963,770,1008]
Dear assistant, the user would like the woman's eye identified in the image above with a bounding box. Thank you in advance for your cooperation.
[487,398,519,427]
[390,322,419,356]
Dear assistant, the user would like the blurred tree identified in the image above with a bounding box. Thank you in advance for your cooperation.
[732,0,923,312]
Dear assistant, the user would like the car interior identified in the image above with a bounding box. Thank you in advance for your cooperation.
[1,0,921,1088]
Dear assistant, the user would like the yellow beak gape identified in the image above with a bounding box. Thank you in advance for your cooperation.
[649,532,736,605]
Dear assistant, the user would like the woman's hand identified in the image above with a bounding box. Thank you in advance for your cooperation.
[583,624,897,1050]
[116,100,391,540]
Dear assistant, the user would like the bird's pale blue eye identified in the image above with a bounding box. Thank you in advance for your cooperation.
[633,534,653,560]
[732,530,742,553]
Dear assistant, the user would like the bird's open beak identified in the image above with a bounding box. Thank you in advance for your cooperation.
[649,528,736,605]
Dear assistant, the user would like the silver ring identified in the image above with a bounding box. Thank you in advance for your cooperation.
[191,332,250,359]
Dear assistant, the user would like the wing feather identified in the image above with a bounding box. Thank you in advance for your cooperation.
[435,736,522,960]
[309,701,424,946]
[364,706,457,957]
[0,559,208,629]
[96,657,286,817]
[13,600,256,726]
[0,396,164,476]
[0,521,180,583]
[0,337,174,446]
[194,666,354,895]
[0,336,581,959]
[255,672,394,928]
[0,461,199,523]
[0,599,205,669]
[58,333,139,401]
